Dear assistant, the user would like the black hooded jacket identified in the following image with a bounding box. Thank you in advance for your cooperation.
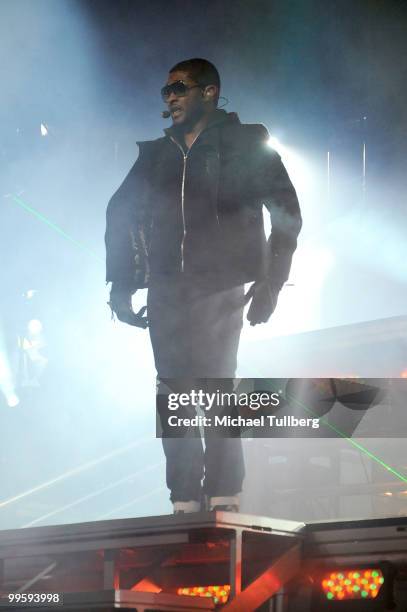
[105,109,302,290]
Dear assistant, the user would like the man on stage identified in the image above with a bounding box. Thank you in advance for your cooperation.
[105,58,302,514]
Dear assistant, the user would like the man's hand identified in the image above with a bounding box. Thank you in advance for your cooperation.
[245,280,280,326]
[108,283,148,328]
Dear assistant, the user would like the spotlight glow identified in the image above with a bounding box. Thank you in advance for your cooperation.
[267,136,312,198]
[27,319,43,335]
[0,347,18,409]
[7,393,20,408]
[268,135,281,151]
[244,137,328,338]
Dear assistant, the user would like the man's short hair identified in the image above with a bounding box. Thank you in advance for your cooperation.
[169,58,220,103]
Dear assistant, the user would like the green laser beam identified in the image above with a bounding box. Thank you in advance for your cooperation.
[0,439,150,509]
[11,195,103,262]
[270,380,407,484]
[296,397,407,483]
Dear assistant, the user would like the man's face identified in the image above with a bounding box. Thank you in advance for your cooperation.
[163,70,205,127]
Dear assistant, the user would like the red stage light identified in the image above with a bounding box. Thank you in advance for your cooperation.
[321,569,384,601]
[177,585,230,605]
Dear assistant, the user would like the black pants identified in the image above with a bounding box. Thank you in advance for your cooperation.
[147,276,245,503]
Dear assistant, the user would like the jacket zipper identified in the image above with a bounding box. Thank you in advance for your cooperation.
[170,134,200,272]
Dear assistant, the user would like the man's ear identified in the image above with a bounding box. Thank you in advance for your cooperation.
[203,84,218,103]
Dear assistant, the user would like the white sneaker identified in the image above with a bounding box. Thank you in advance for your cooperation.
[209,496,239,512]
[173,500,201,514]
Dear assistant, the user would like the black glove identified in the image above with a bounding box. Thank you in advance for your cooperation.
[108,283,148,329]
[245,279,281,326]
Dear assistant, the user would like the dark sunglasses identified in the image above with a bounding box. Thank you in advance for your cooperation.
[161,80,202,101]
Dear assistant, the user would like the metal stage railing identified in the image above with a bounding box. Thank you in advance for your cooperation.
[0,512,406,611]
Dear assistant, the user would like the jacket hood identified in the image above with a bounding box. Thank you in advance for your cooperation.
[163,109,240,138]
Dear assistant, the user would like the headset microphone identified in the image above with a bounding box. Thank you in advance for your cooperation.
[162,110,171,118]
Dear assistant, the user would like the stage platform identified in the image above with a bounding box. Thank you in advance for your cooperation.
[0,513,406,611]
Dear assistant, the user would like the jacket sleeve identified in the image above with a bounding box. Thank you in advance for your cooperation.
[105,144,151,288]
[253,132,302,289]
